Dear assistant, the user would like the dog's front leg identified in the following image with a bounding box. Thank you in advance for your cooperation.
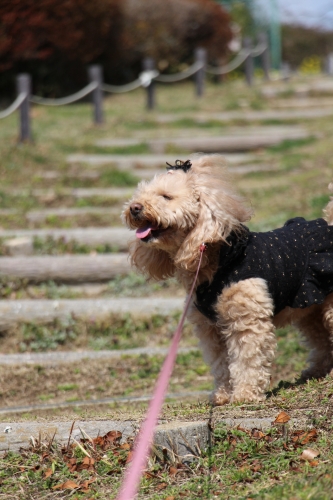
[188,304,231,404]
[216,278,276,403]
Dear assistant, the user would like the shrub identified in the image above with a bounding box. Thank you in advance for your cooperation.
[0,0,232,97]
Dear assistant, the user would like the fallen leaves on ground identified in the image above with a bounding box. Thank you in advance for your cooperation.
[300,448,320,462]
[274,411,291,424]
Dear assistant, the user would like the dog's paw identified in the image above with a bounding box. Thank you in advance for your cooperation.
[231,387,265,404]
[301,364,333,381]
[210,388,230,406]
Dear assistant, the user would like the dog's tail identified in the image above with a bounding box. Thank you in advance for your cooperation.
[323,183,333,225]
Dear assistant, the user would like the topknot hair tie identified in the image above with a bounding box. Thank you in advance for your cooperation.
[166,159,192,173]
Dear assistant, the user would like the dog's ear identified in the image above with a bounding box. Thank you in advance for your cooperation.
[175,186,251,271]
[129,239,175,280]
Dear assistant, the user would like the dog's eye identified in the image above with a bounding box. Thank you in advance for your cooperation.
[162,194,173,200]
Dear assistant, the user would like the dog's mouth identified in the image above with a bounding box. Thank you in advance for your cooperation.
[136,223,169,243]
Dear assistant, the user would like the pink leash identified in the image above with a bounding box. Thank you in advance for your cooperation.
[117,243,206,500]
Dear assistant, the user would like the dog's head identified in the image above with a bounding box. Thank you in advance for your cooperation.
[122,154,252,278]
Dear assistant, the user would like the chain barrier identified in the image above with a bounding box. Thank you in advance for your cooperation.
[155,61,204,82]
[206,43,267,76]
[0,92,27,120]
[102,79,142,93]
[30,81,97,106]
[102,70,159,93]
[250,43,268,58]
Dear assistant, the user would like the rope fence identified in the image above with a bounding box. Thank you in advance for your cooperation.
[30,82,98,106]
[0,92,27,119]
[0,34,270,141]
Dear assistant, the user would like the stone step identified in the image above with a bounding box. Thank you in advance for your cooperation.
[0,346,196,366]
[272,97,333,108]
[93,127,309,153]
[0,254,132,284]
[0,227,131,251]
[0,297,183,330]
[25,206,121,224]
[9,187,135,201]
[156,109,331,123]
[0,416,211,455]
[0,415,276,453]
[79,152,255,167]
[260,79,333,98]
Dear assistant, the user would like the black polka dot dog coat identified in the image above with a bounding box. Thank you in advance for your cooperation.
[195,218,333,321]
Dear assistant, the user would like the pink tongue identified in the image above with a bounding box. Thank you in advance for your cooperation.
[136,224,157,239]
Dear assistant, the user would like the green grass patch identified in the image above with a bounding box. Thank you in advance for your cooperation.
[266,137,317,153]
[2,313,193,354]
[33,236,120,255]
[310,193,330,218]
[89,143,150,155]
[100,168,139,186]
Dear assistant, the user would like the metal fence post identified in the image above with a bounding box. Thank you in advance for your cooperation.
[244,37,254,86]
[16,74,32,143]
[259,33,270,81]
[326,53,333,75]
[88,65,104,124]
[195,47,206,97]
[142,57,156,110]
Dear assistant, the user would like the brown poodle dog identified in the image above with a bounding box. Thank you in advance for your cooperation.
[122,154,333,405]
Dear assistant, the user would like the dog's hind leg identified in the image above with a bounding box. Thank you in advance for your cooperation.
[293,305,333,380]
[298,297,333,380]
[217,278,276,403]
[188,306,231,405]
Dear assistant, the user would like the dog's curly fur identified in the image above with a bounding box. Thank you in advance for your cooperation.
[122,153,333,405]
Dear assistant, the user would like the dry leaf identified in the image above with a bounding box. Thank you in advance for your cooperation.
[156,482,167,490]
[43,468,53,479]
[309,460,319,467]
[105,430,122,444]
[292,429,318,445]
[80,457,95,470]
[126,451,134,463]
[300,429,318,444]
[52,479,79,490]
[300,448,320,462]
[274,411,290,424]
[169,466,178,476]
[165,497,175,500]
[252,429,265,439]
[119,443,130,450]
[80,478,95,491]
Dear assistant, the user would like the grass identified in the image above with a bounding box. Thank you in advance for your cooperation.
[266,136,317,153]
[0,313,194,354]
[0,273,181,299]
[33,236,120,255]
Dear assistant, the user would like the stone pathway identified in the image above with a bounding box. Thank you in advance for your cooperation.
[0,297,183,329]
[0,346,196,366]
[68,152,255,166]
[156,108,333,123]
[0,227,131,250]
[92,126,310,154]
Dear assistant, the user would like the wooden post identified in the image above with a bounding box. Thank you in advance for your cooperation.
[326,53,333,75]
[142,57,156,110]
[195,47,206,97]
[243,37,254,86]
[259,33,270,81]
[88,65,104,124]
[16,74,32,143]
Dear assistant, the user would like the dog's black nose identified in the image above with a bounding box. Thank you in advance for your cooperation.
[130,202,143,216]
